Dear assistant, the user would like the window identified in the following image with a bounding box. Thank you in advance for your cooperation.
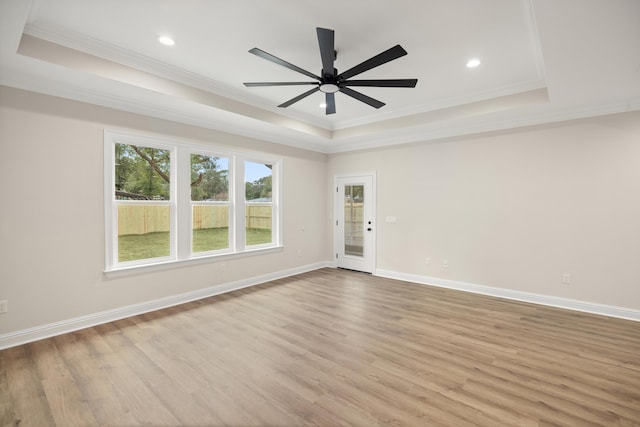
[113,142,174,264]
[245,161,273,247]
[191,154,230,254]
[104,131,281,272]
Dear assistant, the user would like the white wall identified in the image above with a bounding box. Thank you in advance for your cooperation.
[0,86,328,337]
[328,111,640,311]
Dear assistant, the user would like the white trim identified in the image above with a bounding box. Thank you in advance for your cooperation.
[1,75,330,153]
[524,0,547,81]
[3,73,639,156]
[0,262,331,350]
[22,21,549,134]
[4,263,636,350]
[21,22,330,131]
[375,269,640,322]
[332,79,548,130]
[104,245,284,278]
[325,98,640,154]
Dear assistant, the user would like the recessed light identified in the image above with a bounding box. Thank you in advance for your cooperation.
[158,36,175,46]
[466,58,481,68]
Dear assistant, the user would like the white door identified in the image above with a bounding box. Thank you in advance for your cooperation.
[335,174,375,273]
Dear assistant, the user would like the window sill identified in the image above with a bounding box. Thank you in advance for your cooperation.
[104,245,284,278]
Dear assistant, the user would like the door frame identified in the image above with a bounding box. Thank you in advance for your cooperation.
[333,172,377,273]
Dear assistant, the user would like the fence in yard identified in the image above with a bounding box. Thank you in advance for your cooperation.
[191,205,272,230]
[116,203,361,236]
[117,205,170,236]
[117,205,272,235]
[344,202,364,242]
[245,205,272,230]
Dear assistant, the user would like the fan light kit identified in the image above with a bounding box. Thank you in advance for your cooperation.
[244,27,418,115]
[319,83,340,94]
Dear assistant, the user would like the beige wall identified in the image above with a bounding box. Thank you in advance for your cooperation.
[0,86,328,334]
[328,111,640,311]
[1,84,639,338]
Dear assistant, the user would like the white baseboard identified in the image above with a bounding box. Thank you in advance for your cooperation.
[0,261,331,350]
[5,263,635,350]
[375,269,640,322]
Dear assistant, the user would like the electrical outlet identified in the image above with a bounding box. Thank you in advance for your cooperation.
[562,273,571,285]
[442,259,449,268]
[425,257,431,265]
[0,300,8,314]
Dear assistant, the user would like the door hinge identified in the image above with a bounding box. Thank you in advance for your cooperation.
[336,253,338,259]
[336,220,338,226]
[336,186,338,192]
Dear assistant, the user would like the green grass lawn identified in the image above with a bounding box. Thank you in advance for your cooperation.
[118,228,272,262]
[192,227,229,253]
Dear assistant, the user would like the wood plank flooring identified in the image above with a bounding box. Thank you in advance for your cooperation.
[2,268,640,426]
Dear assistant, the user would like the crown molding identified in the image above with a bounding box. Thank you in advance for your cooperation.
[0,73,330,153]
[326,98,640,153]
[332,79,548,130]
[8,22,640,155]
[524,0,548,81]
[21,21,551,134]
[4,69,637,157]
[22,22,331,131]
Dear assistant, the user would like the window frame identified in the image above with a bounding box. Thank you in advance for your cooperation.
[244,159,278,250]
[189,150,233,258]
[104,130,282,275]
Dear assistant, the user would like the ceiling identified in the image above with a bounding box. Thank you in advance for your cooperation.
[1,0,639,153]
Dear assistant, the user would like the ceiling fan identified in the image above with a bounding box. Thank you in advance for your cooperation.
[244,27,418,115]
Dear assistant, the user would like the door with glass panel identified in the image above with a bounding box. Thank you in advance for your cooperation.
[335,174,375,273]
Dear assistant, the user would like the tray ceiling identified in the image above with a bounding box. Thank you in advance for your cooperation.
[1,0,639,152]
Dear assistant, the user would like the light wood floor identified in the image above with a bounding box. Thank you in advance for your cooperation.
[2,268,640,426]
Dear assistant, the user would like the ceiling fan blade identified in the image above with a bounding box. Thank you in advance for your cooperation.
[325,92,336,115]
[338,45,408,80]
[249,48,320,81]
[339,87,385,109]
[343,78,418,88]
[278,87,320,108]
[244,82,318,87]
[317,27,335,77]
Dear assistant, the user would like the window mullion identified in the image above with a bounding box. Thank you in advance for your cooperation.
[227,157,236,252]
[104,140,116,269]
[235,157,246,252]
[273,161,281,246]
[176,147,191,259]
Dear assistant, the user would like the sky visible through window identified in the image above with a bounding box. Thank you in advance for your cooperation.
[245,161,271,182]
